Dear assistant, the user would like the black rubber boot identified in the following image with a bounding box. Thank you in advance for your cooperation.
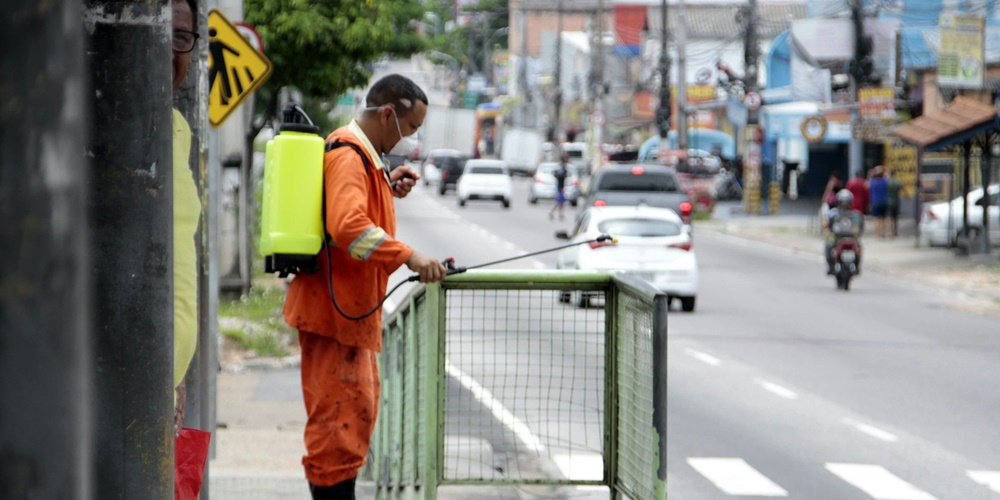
[309,477,356,500]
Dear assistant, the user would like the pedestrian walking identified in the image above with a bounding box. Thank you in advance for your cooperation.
[886,168,904,237]
[549,153,570,220]
[869,166,889,238]
[282,74,447,499]
[845,171,871,216]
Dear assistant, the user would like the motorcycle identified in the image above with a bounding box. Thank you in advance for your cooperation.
[711,168,743,201]
[831,237,861,290]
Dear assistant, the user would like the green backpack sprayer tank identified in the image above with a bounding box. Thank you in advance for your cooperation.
[260,104,325,276]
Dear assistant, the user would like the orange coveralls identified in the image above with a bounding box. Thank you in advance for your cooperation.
[283,122,414,487]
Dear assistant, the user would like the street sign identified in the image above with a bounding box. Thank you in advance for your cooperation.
[743,91,762,111]
[207,9,272,128]
[591,109,605,126]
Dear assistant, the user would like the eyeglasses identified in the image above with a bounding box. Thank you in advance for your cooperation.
[173,29,199,54]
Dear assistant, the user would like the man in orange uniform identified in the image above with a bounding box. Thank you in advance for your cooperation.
[283,74,447,499]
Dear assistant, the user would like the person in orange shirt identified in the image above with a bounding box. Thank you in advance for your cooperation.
[283,74,447,499]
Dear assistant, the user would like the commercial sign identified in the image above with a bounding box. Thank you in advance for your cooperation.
[207,10,273,127]
[858,87,896,122]
[938,13,985,89]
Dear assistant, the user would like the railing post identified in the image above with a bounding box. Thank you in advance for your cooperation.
[605,282,620,497]
[423,283,444,500]
[652,294,669,499]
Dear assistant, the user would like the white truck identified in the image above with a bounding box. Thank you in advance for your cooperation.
[500,127,545,177]
[420,105,476,158]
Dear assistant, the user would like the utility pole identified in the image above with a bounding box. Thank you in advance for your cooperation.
[742,0,762,215]
[677,0,689,170]
[849,0,873,178]
[2,2,91,498]
[85,0,175,497]
[590,0,606,174]
[518,7,530,127]
[552,0,564,151]
[656,0,672,142]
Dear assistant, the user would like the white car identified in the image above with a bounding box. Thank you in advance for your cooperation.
[555,205,698,311]
[456,160,513,208]
[529,162,581,206]
[919,184,999,246]
[420,148,463,186]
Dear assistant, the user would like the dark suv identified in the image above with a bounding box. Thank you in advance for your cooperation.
[438,156,469,195]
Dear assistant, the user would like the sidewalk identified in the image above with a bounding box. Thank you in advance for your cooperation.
[702,200,1000,317]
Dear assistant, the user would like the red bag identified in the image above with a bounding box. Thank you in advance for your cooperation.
[175,428,212,500]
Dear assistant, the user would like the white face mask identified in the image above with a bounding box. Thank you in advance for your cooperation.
[362,105,419,157]
[388,108,419,157]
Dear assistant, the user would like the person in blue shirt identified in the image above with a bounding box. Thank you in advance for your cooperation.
[868,165,889,238]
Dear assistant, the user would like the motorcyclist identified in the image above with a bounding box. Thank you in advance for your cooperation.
[824,188,864,275]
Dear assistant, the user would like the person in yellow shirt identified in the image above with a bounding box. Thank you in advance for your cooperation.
[171,0,201,436]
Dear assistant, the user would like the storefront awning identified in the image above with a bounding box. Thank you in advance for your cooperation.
[892,96,1000,151]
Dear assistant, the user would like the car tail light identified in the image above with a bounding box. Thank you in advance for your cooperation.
[534,176,543,183]
[593,199,607,207]
[589,239,617,250]
[631,166,645,175]
[442,171,449,180]
[924,208,940,221]
[679,201,693,217]
[572,179,580,186]
[668,241,692,251]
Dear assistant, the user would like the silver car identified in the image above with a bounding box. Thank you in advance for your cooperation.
[529,162,580,206]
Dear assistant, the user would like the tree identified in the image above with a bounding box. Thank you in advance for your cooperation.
[244,0,427,126]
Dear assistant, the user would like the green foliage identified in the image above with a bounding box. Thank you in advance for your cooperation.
[245,0,406,98]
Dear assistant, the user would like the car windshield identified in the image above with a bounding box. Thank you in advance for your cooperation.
[598,172,678,192]
[597,217,682,237]
[470,166,504,175]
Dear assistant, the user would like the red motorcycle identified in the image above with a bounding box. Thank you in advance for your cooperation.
[831,237,861,290]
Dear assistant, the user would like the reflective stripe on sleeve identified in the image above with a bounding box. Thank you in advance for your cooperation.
[348,226,387,261]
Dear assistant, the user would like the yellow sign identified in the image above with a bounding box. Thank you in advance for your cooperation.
[207,9,273,127]
[938,13,985,89]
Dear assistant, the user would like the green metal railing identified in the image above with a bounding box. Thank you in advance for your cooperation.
[368,270,667,499]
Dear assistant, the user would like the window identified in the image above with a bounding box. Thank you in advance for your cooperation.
[597,218,682,237]
[470,166,504,175]
[597,172,678,192]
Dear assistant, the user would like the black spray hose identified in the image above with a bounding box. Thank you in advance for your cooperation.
[330,234,616,320]
[405,233,616,282]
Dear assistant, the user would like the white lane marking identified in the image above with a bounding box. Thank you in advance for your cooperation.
[553,453,603,481]
[825,463,935,500]
[444,359,545,453]
[687,458,788,496]
[967,470,1000,493]
[683,348,721,366]
[754,378,799,400]
[842,418,899,443]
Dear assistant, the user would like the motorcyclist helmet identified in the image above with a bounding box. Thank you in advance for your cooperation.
[835,189,853,208]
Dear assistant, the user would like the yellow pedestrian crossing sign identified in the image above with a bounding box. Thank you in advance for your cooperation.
[207,9,272,127]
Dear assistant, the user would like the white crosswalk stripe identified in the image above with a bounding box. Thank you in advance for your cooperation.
[967,470,1000,494]
[684,458,1000,498]
[687,458,788,496]
[824,463,935,500]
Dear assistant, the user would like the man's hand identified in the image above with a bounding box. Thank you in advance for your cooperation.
[391,166,420,198]
[406,251,447,283]
[174,382,187,438]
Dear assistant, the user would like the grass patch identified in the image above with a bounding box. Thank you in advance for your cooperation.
[219,285,295,358]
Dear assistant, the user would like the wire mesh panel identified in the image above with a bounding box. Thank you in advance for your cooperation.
[370,271,667,499]
[442,288,606,485]
[613,290,657,499]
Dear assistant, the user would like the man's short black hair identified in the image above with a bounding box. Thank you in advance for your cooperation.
[177,0,198,31]
[365,74,428,117]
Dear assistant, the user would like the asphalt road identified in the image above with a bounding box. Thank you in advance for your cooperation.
[391,178,1000,499]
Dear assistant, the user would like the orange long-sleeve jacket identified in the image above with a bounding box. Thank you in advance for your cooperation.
[283,121,414,351]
